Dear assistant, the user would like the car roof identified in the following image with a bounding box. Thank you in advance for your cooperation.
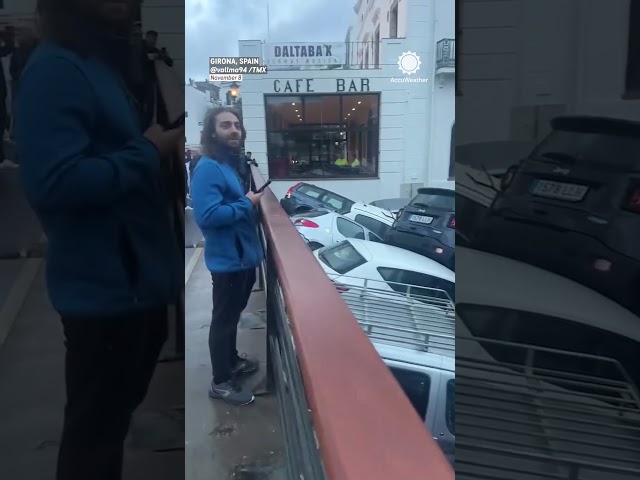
[347,239,456,282]
[374,343,455,372]
[350,202,396,223]
[456,247,640,341]
[416,187,455,196]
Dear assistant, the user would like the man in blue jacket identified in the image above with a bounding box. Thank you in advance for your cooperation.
[191,107,264,406]
[13,0,184,478]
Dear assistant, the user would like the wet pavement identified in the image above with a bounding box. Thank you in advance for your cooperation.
[185,251,286,480]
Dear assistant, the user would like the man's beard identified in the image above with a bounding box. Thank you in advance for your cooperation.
[220,135,241,152]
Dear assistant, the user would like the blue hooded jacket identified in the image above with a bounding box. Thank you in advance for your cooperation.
[190,150,264,273]
[13,40,183,318]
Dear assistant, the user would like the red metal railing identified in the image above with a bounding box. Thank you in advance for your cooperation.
[252,166,454,480]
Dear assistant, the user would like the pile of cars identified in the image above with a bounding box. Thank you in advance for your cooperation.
[282,181,456,271]
[280,181,456,464]
[454,117,640,478]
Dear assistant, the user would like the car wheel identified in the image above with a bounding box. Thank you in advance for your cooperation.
[308,242,323,251]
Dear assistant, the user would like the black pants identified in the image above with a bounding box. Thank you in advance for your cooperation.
[209,269,256,384]
[56,308,168,480]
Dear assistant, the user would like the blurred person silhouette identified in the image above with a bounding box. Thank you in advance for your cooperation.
[13,0,184,479]
[190,107,263,406]
[141,29,173,127]
[0,26,16,168]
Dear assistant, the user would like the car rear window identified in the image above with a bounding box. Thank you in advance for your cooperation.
[411,191,455,210]
[318,241,367,274]
[532,130,640,170]
[377,267,455,301]
[297,184,325,199]
[321,192,355,213]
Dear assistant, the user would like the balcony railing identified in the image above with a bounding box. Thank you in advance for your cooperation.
[251,166,454,480]
[436,38,456,72]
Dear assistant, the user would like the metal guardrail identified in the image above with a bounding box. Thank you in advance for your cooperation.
[330,275,455,356]
[456,335,640,480]
[252,166,454,480]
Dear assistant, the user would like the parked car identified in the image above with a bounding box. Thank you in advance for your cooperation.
[369,197,410,216]
[313,239,455,301]
[291,202,396,249]
[293,210,385,250]
[473,115,640,313]
[280,182,355,215]
[455,246,640,479]
[385,187,456,270]
[337,277,455,464]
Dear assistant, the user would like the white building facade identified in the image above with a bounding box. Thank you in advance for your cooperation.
[457,0,640,146]
[237,0,455,203]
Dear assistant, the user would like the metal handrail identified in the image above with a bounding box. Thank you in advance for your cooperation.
[252,166,454,480]
[456,335,640,479]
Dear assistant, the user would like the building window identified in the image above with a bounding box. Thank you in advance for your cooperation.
[455,0,462,95]
[265,93,380,180]
[374,28,380,68]
[449,123,455,179]
[625,0,640,97]
[389,1,398,38]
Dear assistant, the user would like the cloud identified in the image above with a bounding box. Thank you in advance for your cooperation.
[185,0,355,80]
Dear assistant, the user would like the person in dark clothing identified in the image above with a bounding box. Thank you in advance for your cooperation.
[10,26,38,97]
[13,0,184,479]
[141,29,173,126]
[0,26,15,166]
[190,107,264,406]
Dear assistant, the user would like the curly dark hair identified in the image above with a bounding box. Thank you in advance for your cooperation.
[200,107,247,161]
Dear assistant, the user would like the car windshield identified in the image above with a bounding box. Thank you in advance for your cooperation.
[411,192,455,210]
[318,241,367,275]
[457,304,639,392]
[532,129,640,170]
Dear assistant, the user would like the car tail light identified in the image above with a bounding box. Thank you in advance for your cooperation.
[294,218,319,228]
[333,283,350,292]
[624,182,640,213]
[285,182,302,199]
[448,216,455,228]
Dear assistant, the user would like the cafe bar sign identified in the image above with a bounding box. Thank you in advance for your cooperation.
[265,42,346,67]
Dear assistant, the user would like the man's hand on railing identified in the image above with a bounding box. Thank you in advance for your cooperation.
[246,190,264,206]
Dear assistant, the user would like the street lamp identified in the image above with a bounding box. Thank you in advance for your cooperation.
[229,82,240,98]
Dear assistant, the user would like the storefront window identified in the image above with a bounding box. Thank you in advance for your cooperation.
[265,93,380,180]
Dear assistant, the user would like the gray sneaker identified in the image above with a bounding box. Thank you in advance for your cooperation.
[209,379,255,406]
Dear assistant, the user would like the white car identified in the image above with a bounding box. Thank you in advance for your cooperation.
[313,238,455,300]
[293,203,395,250]
[314,239,456,464]
[455,246,640,480]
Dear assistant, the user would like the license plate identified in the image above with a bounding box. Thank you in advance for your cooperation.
[410,214,433,224]
[531,180,588,201]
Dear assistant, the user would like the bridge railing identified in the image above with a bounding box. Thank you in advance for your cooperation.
[252,166,454,480]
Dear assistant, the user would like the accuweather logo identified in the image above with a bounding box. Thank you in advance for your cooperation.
[397,51,421,75]
[390,51,428,83]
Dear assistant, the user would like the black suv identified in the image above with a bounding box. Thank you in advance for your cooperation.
[384,188,455,270]
[473,115,640,313]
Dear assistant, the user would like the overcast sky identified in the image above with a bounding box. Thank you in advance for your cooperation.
[185,0,355,80]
